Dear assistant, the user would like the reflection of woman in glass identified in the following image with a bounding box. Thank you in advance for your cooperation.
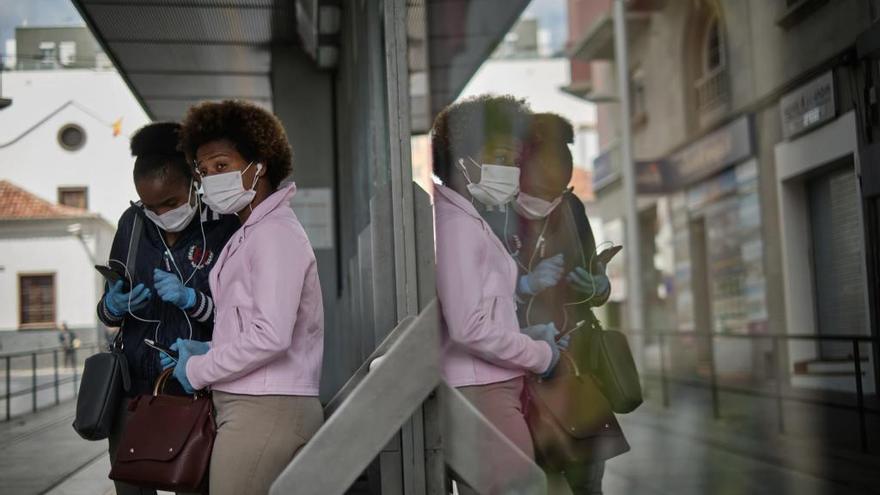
[432,95,567,493]
[510,113,624,495]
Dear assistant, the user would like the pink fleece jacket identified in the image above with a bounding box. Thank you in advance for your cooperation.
[434,184,553,387]
[186,183,323,396]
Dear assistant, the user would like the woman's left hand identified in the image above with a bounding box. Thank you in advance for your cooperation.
[153,269,197,310]
[160,339,210,369]
[567,267,610,301]
[166,338,210,394]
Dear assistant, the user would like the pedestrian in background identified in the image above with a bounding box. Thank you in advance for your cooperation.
[58,322,76,369]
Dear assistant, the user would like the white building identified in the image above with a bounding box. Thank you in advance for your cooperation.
[457,57,599,174]
[0,180,113,346]
[0,69,151,224]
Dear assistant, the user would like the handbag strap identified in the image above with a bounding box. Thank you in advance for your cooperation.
[153,368,175,396]
[111,213,144,353]
[153,367,201,399]
[126,213,143,278]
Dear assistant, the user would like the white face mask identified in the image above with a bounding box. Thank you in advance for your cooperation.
[200,162,263,215]
[143,180,197,232]
[456,157,520,207]
[513,191,563,220]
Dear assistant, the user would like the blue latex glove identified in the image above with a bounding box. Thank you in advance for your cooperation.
[103,280,151,317]
[521,323,568,379]
[170,338,210,394]
[567,265,611,303]
[160,340,210,370]
[153,269,196,310]
[518,254,564,296]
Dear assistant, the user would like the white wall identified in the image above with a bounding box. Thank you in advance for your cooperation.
[458,58,599,170]
[0,219,112,331]
[0,69,151,224]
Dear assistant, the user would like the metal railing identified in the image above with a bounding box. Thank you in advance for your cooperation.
[695,65,729,114]
[627,329,878,453]
[271,300,547,495]
[1,342,102,421]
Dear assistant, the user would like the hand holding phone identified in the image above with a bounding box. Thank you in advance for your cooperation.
[95,264,130,291]
[144,338,178,361]
[597,245,622,265]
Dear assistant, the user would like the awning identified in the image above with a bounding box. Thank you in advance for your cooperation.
[73,0,529,128]
[425,0,531,122]
[72,0,299,122]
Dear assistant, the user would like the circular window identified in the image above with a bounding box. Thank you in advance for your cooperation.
[58,124,86,151]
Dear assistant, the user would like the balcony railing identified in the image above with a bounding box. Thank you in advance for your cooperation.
[695,66,730,116]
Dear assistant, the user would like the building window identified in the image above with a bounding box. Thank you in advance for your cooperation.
[19,274,56,327]
[704,19,723,73]
[59,41,77,66]
[692,11,729,125]
[39,41,57,69]
[58,187,88,209]
[631,68,648,127]
[58,124,86,151]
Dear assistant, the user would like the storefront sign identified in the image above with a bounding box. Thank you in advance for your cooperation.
[668,115,753,187]
[594,146,674,194]
[780,71,835,140]
[636,160,674,194]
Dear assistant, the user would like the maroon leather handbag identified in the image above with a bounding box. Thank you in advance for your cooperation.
[524,351,630,470]
[109,368,215,492]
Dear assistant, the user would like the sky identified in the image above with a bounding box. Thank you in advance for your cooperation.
[0,0,82,55]
[522,0,568,54]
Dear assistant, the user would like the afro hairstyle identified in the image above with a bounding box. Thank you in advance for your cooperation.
[179,100,293,188]
[430,94,532,183]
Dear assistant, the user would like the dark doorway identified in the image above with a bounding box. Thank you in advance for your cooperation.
[806,157,868,359]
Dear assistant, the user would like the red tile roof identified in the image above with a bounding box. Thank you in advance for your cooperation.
[0,180,92,220]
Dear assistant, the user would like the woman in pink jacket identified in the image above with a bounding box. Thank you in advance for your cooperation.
[431,95,567,494]
[163,100,324,495]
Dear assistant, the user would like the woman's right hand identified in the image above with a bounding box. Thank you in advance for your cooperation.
[518,254,564,296]
[520,323,569,379]
[104,280,151,317]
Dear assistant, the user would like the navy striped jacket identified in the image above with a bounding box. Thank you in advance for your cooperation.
[96,204,239,396]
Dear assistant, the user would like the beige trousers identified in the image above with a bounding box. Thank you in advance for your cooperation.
[455,377,536,495]
[209,391,323,495]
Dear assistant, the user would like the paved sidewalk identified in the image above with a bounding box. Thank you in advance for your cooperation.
[600,399,880,495]
[4,393,880,494]
[0,399,106,495]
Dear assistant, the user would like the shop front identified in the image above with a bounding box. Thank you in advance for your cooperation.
[653,116,770,381]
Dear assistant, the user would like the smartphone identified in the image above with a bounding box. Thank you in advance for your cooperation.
[556,319,587,342]
[144,338,178,360]
[95,264,130,291]
[597,245,623,265]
